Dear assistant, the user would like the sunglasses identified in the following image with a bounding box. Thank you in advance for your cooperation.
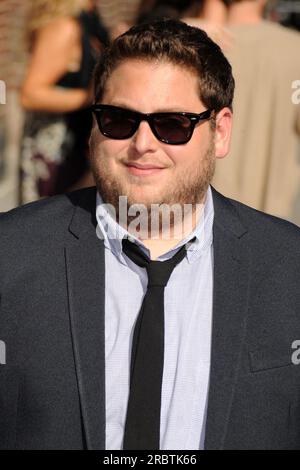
[91,104,213,145]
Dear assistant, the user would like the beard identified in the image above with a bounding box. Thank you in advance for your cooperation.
[90,137,216,238]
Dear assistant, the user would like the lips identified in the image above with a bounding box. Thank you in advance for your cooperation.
[126,163,165,169]
[125,162,165,176]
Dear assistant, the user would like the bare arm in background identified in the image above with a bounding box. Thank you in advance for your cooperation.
[20,17,91,113]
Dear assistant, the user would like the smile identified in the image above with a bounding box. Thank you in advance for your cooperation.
[125,163,166,176]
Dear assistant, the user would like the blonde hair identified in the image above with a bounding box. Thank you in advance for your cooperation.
[26,0,88,46]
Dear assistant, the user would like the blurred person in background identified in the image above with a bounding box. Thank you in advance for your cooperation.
[20,0,109,203]
[183,0,234,51]
[211,0,300,225]
[138,1,233,54]
[136,0,204,23]
[201,0,227,22]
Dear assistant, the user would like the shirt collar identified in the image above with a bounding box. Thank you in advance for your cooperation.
[95,186,214,264]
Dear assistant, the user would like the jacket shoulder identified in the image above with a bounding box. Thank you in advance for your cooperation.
[228,195,300,247]
[0,186,97,239]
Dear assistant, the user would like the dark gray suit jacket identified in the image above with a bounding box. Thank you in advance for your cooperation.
[0,186,300,450]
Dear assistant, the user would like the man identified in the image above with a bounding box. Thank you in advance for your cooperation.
[1,19,300,450]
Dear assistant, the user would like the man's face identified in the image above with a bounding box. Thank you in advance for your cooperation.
[90,59,228,213]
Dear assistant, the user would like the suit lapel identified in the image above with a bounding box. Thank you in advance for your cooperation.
[204,188,252,449]
[65,188,106,450]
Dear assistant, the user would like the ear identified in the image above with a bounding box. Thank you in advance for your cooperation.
[214,107,233,159]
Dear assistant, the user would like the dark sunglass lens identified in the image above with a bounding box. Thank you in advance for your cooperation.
[99,108,137,138]
[153,115,192,143]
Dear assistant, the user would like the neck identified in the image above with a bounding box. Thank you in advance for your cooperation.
[136,198,206,260]
[227,2,264,25]
[201,0,228,25]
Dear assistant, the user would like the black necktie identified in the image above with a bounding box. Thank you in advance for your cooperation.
[121,237,191,450]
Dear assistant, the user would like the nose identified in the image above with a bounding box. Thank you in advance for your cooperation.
[130,120,158,154]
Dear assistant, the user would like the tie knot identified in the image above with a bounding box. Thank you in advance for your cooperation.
[122,238,188,288]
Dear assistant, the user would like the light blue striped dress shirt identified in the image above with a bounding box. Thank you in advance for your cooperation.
[96,185,214,450]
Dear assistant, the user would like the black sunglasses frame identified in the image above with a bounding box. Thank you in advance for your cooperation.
[91,104,213,145]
